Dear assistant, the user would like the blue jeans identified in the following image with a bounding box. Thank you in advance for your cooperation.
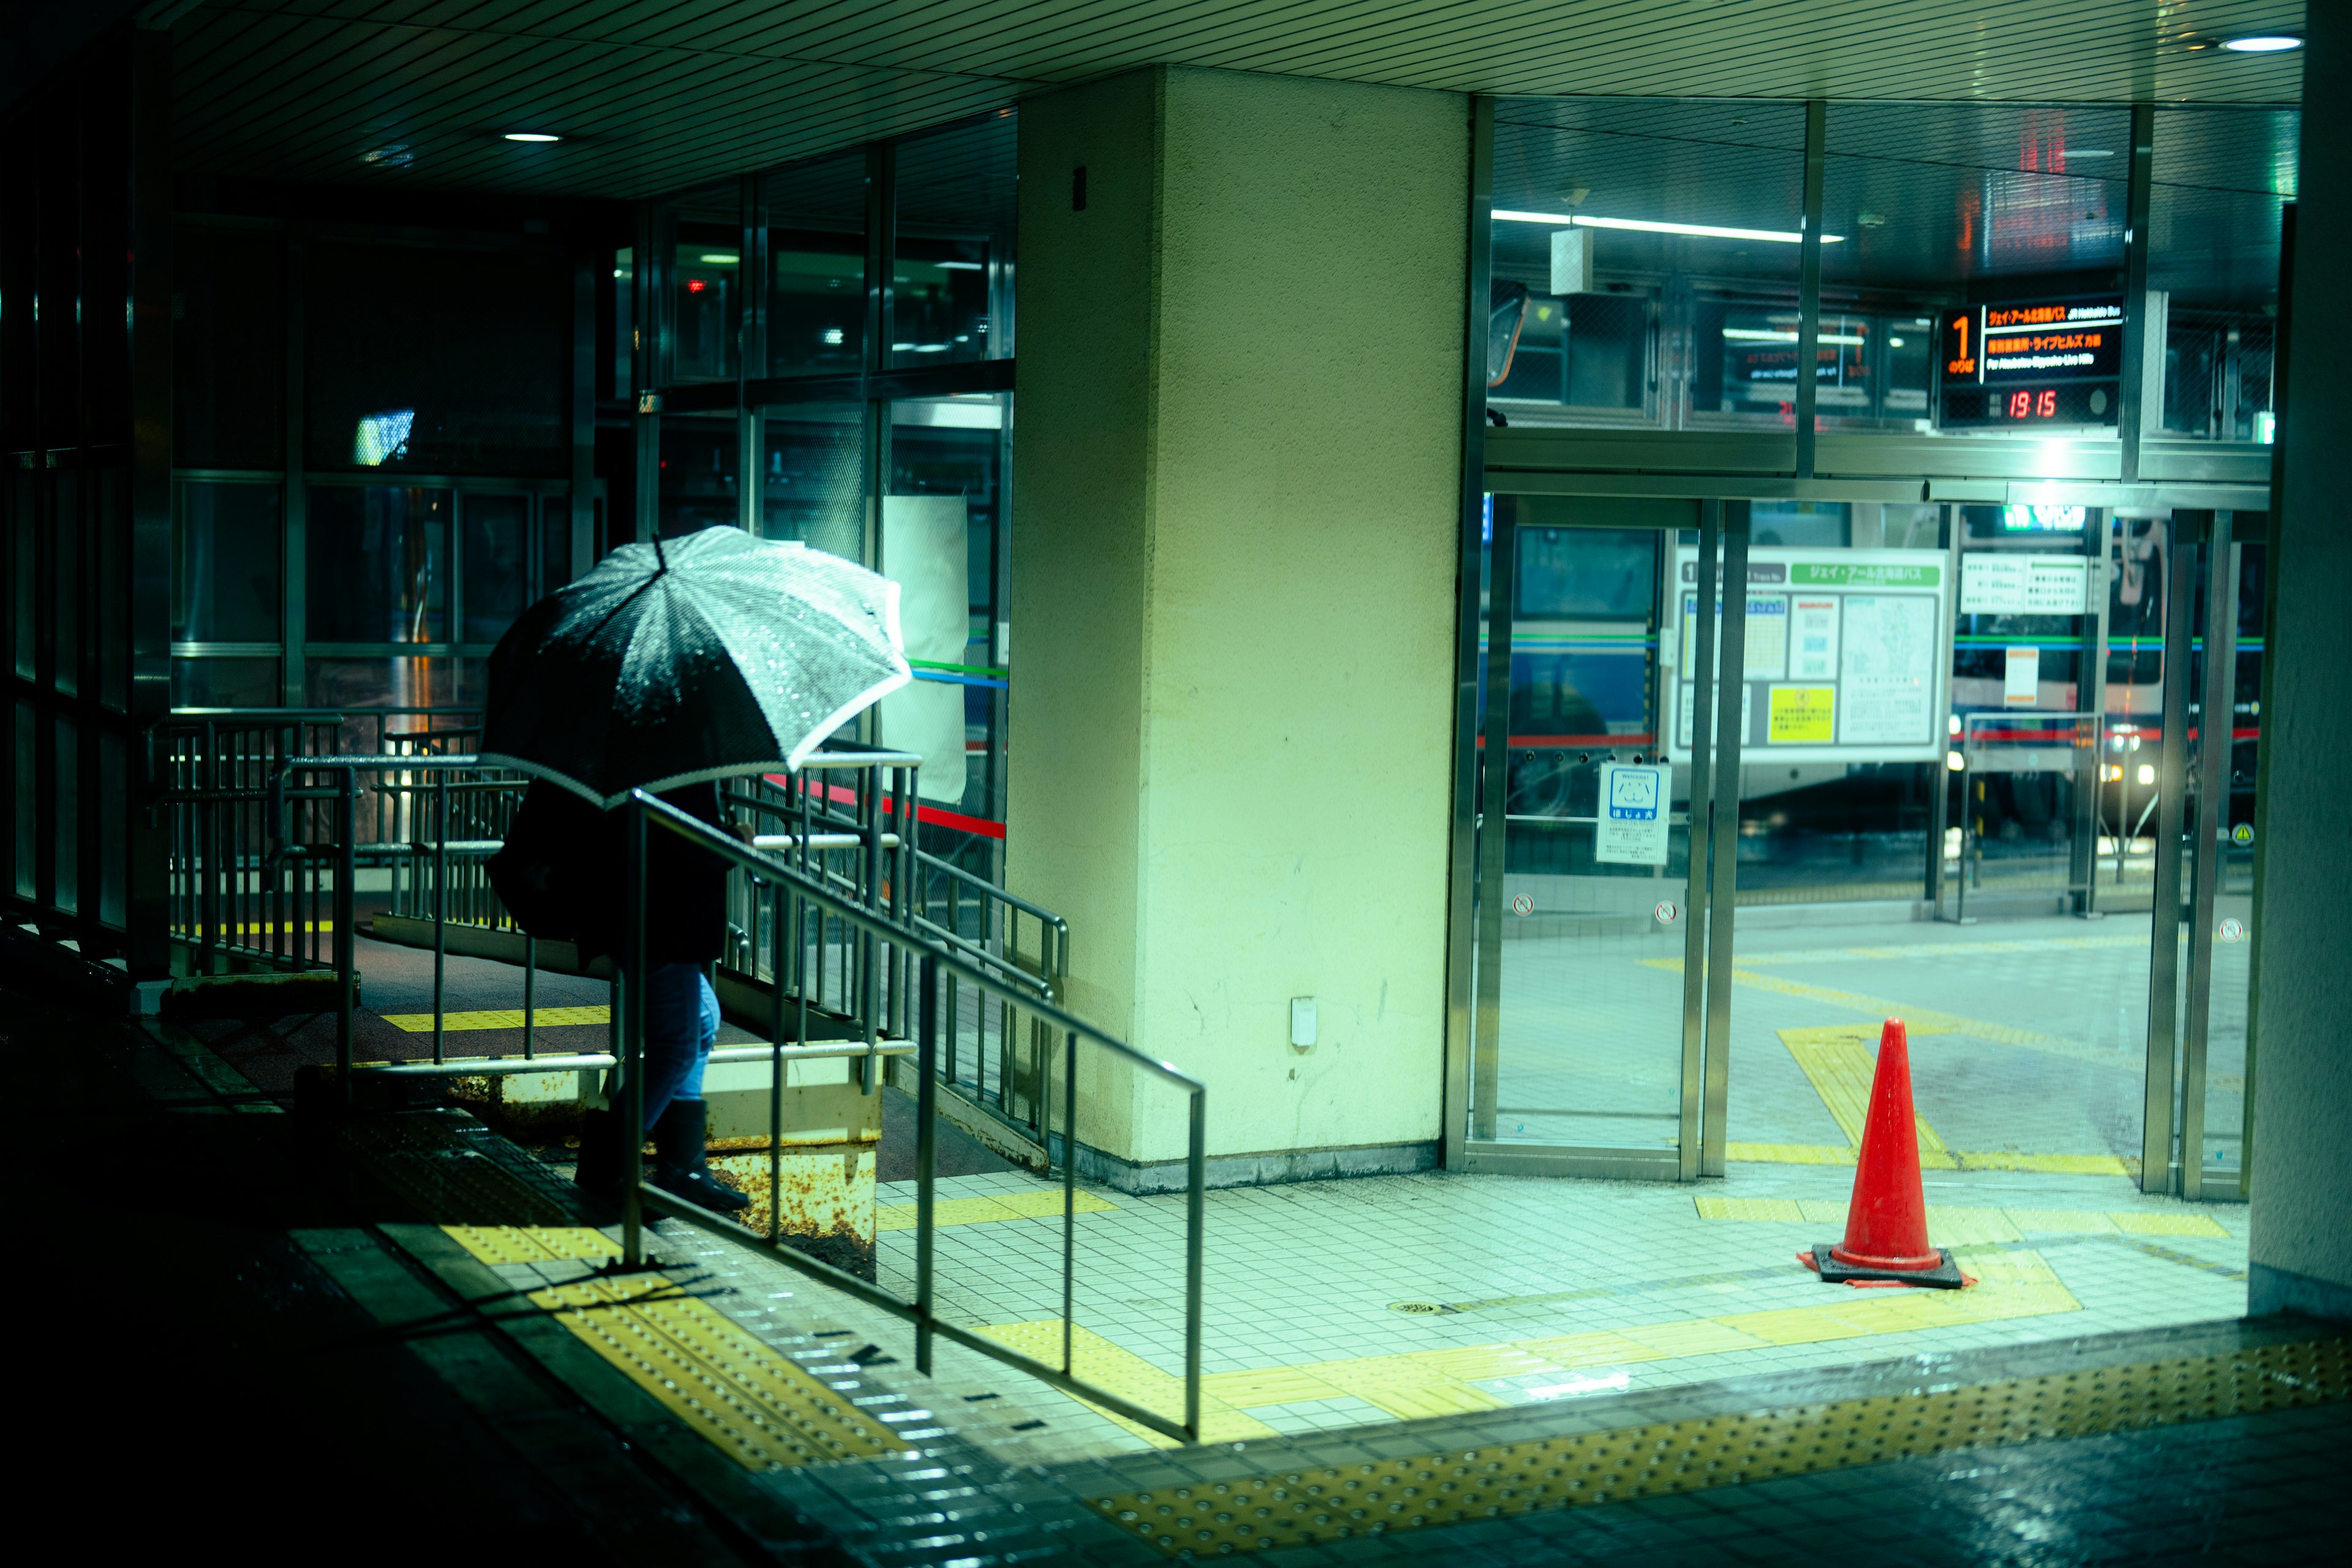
[639,962,719,1131]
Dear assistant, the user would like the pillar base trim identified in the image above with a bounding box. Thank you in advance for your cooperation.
[2248,1262,2352,1323]
[1074,1137,1439,1196]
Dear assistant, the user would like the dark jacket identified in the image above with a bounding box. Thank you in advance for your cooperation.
[489,780,728,965]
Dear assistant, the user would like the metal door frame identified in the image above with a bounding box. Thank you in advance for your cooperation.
[2143,509,2245,1199]
[1455,491,1748,1182]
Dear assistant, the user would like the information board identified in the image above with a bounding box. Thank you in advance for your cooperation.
[1595,761,1672,866]
[1959,554,2091,616]
[1665,548,1950,764]
[1938,294,2124,430]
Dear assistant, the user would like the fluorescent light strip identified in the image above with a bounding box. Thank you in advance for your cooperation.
[1496,210,1844,244]
[1722,328,1866,344]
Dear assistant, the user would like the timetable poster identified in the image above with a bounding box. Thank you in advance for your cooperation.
[1667,548,1950,764]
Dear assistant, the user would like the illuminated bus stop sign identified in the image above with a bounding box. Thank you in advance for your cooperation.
[1939,295,2123,429]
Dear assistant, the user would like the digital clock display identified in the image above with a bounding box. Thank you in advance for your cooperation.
[1939,294,2123,429]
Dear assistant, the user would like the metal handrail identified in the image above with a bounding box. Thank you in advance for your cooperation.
[620,788,1208,1444]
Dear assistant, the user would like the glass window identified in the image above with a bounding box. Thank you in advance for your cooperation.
[1491,100,1806,431]
[306,243,567,474]
[51,469,76,696]
[1824,104,2129,435]
[460,492,532,644]
[175,482,281,643]
[305,485,450,643]
[172,657,279,709]
[53,718,75,914]
[173,225,285,470]
[12,703,32,899]
[668,184,741,383]
[887,394,1006,824]
[10,468,32,678]
[764,154,868,378]
[306,655,480,712]
[893,115,1016,368]
[2151,107,2293,441]
[758,405,865,560]
[657,418,739,538]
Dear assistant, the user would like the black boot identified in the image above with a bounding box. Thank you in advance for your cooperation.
[575,1106,620,1196]
[651,1098,750,1213]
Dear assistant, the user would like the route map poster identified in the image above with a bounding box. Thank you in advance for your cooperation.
[1665,548,1950,764]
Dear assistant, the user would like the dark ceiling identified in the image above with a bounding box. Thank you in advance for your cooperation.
[152,1,2310,200]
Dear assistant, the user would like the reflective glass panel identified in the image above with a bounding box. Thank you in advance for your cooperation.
[175,482,281,643]
[893,115,1015,368]
[669,184,741,384]
[1824,105,2128,435]
[461,492,532,644]
[886,395,1006,824]
[765,154,867,377]
[172,657,279,709]
[173,225,285,469]
[657,418,739,539]
[758,405,864,561]
[1474,496,1694,1152]
[2152,108,2293,441]
[304,485,450,643]
[1491,101,1805,432]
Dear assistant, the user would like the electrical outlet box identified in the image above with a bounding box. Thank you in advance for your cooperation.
[1290,997,1317,1049]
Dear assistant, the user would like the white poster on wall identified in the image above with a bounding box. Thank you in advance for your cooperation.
[1595,761,1672,865]
[1835,594,1940,745]
[876,495,970,805]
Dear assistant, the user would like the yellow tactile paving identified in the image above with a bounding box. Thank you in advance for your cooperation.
[530,1271,910,1469]
[381,1005,611,1032]
[1723,1141,1856,1165]
[443,1224,622,1264]
[1694,1201,2228,1243]
[876,1188,1118,1232]
[1777,1025,1958,1168]
[1093,1251,2084,1434]
[1090,1339,2352,1556]
[977,1320,1276,1447]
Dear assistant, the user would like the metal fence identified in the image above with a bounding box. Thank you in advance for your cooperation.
[623,788,1207,1444]
[160,712,1070,1159]
[240,750,1207,1446]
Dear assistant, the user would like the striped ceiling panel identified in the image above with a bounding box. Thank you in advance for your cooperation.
[167,1,2308,199]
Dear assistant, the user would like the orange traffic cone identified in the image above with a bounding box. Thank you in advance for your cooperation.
[1799,1019,1968,1289]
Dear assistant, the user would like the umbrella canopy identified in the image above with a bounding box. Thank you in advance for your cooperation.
[479,527,909,806]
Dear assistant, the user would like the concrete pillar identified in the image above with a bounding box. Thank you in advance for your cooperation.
[2248,10,2352,1321]
[1008,67,1466,1189]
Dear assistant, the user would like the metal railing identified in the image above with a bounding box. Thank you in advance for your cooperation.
[620,788,1207,1444]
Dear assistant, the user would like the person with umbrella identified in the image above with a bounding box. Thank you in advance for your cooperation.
[484,528,910,1215]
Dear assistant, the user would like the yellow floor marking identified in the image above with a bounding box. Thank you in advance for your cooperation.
[2113,1210,2231,1238]
[876,1189,1118,1232]
[443,1224,622,1264]
[1778,1025,1958,1169]
[1695,1196,1804,1223]
[1695,1203,2228,1243]
[1090,1340,2352,1557]
[1159,1252,2080,1432]
[382,1005,610,1032]
[1724,1141,1856,1164]
[1728,935,2146,966]
[1641,959,2087,1056]
[1722,1143,2132,1174]
[978,1321,1276,1447]
[535,1272,910,1468]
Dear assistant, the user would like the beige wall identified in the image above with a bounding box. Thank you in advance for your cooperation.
[1010,67,1466,1178]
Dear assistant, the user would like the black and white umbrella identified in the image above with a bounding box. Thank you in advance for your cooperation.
[479,527,909,806]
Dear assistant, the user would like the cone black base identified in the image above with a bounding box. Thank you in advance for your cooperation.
[1805,1243,1967,1289]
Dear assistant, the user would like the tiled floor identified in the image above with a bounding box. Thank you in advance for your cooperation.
[873,1150,2248,1453]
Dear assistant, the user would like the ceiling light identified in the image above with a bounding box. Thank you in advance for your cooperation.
[698,252,739,265]
[2221,35,2301,52]
[503,132,561,143]
[2066,149,2115,158]
[1495,210,1844,244]
[1722,328,1865,344]
[936,260,984,271]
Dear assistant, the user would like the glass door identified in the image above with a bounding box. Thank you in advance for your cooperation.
[1463,493,1746,1179]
